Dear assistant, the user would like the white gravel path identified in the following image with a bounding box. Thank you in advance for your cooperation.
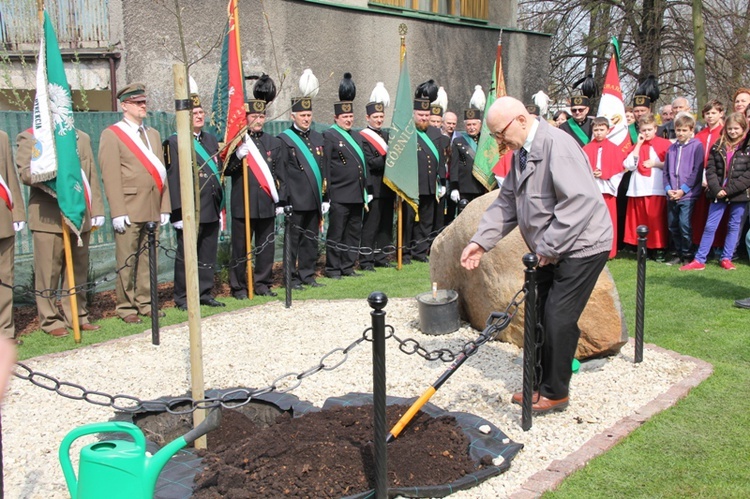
[2,298,700,498]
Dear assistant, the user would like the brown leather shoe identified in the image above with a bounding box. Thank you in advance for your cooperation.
[141,310,166,318]
[81,323,101,331]
[511,390,540,405]
[531,395,569,414]
[48,327,69,337]
[122,314,142,324]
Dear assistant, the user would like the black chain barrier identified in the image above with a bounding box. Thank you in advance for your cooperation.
[11,288,524,415]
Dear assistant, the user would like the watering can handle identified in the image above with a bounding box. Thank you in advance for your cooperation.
[59,422,147,498]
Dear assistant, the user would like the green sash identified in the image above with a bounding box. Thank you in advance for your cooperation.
[628,123,638,144]
[280,129,323,202]
[330,124,368,204]
[460,132,478,159]
[566,118,591,145]
[193,136,224,209]
[417,130,442,201]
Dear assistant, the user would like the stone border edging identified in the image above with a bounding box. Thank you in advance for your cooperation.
[508,339,714,498]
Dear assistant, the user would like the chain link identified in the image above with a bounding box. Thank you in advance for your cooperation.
[12,327,371,415]
[159,229,278,272]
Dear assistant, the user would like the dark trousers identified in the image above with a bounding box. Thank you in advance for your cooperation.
[444,196,457,225]
[289,210,320,285]
[325,202,363,276]
[359,196,394,268]
[173,221,220,306]
[667,198,696,258]
[616,171,632,249]
[402,195,437,261]
[535,251,609,400]
[230,216,275,295]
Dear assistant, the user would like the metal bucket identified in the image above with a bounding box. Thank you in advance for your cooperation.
[416,290,460,335]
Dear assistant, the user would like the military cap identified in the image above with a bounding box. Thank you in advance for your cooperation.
[244,99,267,114]
[633,95,651,108]
[464,108,483,121]
[366,101,385,116]
[117,82,146,103]
[525,104,540,115]
[569,95,590,108]
[190,93,202,108]
[334,101,354,116]
[291,97,313,113]
[414,98,431,111]
[430,105,443,117]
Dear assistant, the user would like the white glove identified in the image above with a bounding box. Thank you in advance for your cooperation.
[172,220,183,230]
[112,215,131,234]
[235,141,250,160]
[91,216,105,228]
[275,207,284,216]
[12,221,25,232]
[438,186,446,198]
[160,213,171,226]
[494,176,504,188]
[321,202,330,215]
[450,190,460,203]
[367,194,374,203]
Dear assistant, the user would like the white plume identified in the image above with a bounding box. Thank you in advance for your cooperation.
[470,85,485,110]
[189,76,198,95]
[369,82,390,108]
[299,68,319,98]
[532,90,550,117]
[432,86,448,111]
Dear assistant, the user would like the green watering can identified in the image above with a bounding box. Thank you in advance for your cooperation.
[59,408,221,499]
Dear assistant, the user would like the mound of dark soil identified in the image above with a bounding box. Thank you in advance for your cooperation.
[193,404,485,498]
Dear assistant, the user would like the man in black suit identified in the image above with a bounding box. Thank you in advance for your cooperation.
[278,97,327,290]
[226,98,287,298]
[358,100,393,271]
[558,95,593,147]
[165,94,225,309]
[322,99,368,279]
[449,107,492,206]
[402,97,448,263]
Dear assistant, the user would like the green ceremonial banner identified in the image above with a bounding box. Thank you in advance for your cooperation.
[384,52,419,212]
[473,60,499,191]
[30,11,86,235]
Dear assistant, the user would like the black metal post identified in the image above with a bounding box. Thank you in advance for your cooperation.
[457,199,469,214]
[146,222,159,346]
[368,291,388,499]
[521,253,538,431]
[284,206,293,308]
[635,225,648,363]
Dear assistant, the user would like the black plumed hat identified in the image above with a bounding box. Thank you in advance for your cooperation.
[414,79,438,102]
[338,72,356,102]
[253,74,277,104]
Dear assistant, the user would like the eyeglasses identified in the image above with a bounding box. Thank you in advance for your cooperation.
[570,108,587,113]
[490,116,517,141]
[125,100,147,107]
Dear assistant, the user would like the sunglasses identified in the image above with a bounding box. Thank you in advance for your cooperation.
[570,108,587,113]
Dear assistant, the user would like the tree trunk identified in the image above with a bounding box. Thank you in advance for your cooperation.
[692,0,707,112]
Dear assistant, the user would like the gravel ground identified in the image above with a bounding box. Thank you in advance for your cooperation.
[3,298,700,498]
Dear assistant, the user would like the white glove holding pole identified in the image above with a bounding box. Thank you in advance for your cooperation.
[112,215,130,234]
[367,194,374,203]
[438,186,446,199]
[172,220,183,230]
[12,221,25,232]
[450,190,460,203]
[321,202,330,215]
[160,213,170,226]
[275,207,284,216]
[91,216,105,228]
[235,140,250,160]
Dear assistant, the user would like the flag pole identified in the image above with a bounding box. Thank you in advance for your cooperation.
[396,26,406,271]
[61,221,82,343]
[229,1,254,298]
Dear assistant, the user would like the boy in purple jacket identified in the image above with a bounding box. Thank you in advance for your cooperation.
[663,112,704,265]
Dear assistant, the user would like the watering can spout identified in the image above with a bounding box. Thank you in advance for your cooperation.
[146,408,223,487]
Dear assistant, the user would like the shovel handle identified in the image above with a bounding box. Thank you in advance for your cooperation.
[386,386,436,442]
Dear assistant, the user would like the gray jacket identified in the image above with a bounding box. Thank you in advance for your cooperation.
[471,119,612,260]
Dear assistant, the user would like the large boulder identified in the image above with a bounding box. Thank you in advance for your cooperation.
[430,191,627,359]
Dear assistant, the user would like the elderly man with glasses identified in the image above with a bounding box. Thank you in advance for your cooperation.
[461,96,612,415]
[558,94,594,147]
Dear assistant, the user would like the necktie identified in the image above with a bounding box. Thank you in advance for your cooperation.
[519,147,528,173]
[138,126,147,146]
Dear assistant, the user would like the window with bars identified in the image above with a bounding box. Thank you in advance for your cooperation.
[370,0,489,21]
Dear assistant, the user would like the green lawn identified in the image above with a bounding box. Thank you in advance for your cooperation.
[16,256,750,497]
